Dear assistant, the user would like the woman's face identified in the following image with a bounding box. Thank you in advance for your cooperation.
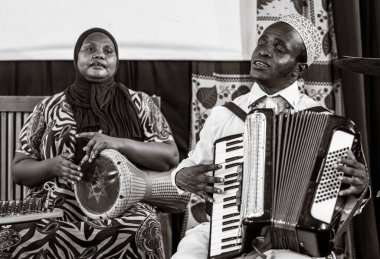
[77,32,117,83]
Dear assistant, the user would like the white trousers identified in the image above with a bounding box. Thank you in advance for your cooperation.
[171,222,329,259]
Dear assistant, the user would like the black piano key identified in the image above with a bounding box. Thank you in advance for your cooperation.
[226,139,243,146]
[223,202,237,209]
[223,196,236,202]
[224,179,238,185]
[222,242,243,250]
[224,185,240,192]
[222,236,242,243]
[222,225,239,232]
[225,173,238,179]
[223,213,240,219]
[222,219,240,226]
[226,146,243,153]
[226,156,243,163]
[225,163,241,169]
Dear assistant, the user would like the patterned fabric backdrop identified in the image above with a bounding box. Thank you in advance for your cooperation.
[190,0,342,150]
[186,0,348,243]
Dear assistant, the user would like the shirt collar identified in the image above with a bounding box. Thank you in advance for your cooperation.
[248,81,300,109]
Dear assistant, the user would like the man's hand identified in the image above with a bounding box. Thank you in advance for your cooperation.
[335,150,368,196]
[76,131,119,162]
[175,164,224,203]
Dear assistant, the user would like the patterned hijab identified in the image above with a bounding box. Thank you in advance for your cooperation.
[65,28,143,142]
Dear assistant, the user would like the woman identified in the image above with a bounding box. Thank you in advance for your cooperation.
[7,28,181,258]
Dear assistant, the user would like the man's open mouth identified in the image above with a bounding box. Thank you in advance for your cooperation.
[253,61,269,68]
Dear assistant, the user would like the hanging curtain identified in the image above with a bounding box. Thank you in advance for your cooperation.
[332,0,380,258]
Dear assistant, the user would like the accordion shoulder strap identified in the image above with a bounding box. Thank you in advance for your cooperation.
[223,103,328,122]
[223,102,247,121]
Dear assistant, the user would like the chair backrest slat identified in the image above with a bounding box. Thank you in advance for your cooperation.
[0,96,45,201]
[1,113,7,200]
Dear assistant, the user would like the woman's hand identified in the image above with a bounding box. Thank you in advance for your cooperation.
[335,150,368,196]
[76,131,119,162]
[47,153,82,183]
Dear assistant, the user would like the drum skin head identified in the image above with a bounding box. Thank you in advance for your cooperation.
[77,155,120,214]
[73,149,147,220]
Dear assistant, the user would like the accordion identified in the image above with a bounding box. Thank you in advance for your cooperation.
[208,109,362,258]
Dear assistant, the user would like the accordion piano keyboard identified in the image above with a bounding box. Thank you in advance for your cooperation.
[210,135,244,258]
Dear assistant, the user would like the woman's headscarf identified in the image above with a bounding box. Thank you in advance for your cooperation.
[64,28,143,157]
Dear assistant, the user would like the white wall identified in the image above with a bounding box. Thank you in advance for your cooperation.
[0,0,256,61]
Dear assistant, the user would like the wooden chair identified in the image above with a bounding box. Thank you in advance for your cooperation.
[0,96,45,201]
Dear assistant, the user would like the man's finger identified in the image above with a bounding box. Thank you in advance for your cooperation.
[334,163,356,177]
[197,191,214,203]
[339,176,362,186]
[335,163,365,178]
[346,150,355,160]
[195,164,222,174]
[339,186,359,196]
[206,176,224,184]
[339,157,363,170]
[204,185,222,194]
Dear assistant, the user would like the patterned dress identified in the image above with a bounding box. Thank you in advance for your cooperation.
[0,89,174,259]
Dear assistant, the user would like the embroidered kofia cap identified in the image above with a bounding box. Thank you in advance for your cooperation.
[278,14,322,66]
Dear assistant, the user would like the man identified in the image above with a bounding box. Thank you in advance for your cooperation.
[171,14,369,259]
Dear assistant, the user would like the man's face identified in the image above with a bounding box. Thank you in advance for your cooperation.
[77,32,117,83]
[250,22,305,91]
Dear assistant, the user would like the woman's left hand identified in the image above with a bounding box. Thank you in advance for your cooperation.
[76,131,119,162]
[335,150,368,196]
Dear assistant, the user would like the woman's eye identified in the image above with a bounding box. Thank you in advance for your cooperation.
[87,48,95,53]
[276,47,286,54]
[104,49,113,54]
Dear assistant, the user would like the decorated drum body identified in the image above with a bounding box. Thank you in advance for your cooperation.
[74,149,147,220]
